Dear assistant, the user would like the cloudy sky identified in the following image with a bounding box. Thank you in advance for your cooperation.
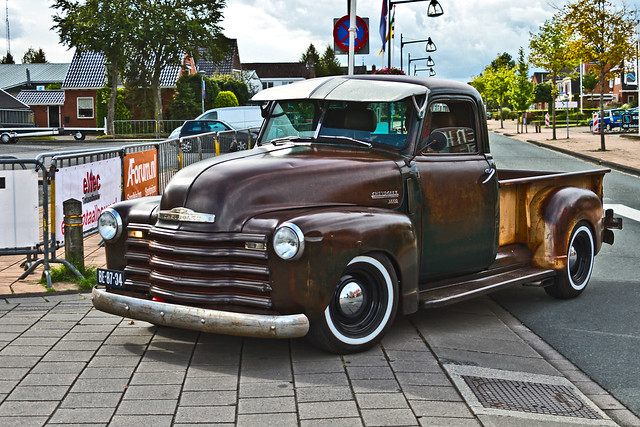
[1,0,638,82]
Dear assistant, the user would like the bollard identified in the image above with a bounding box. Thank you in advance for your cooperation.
[63,198,84,270]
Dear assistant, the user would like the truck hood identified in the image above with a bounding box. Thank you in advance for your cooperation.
[159,143,404,232]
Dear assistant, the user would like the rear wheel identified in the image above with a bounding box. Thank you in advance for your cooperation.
[0,133,11,144]
[544,222,594,299]
[307,254,398,354]
[73,131,85,140]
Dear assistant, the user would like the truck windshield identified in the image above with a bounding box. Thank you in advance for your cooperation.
[261,99,416,149]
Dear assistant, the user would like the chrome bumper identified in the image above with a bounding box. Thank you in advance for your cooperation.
[91,287,310,339]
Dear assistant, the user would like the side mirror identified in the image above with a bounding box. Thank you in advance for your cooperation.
[419,130,447,153]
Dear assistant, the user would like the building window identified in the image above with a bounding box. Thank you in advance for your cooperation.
[77,97,94,119]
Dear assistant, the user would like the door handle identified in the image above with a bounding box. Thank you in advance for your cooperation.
[482,167,496,184]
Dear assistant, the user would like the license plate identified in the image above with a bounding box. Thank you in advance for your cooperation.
[97,268,125,289]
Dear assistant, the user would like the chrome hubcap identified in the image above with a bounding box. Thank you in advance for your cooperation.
[338,282,364,316]
[569,245,578,270]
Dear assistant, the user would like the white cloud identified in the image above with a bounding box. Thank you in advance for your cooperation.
[4,0,637,82]
[2,0,74,63]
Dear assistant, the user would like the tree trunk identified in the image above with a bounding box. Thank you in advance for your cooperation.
[106,58,118,136]
[151,76,163,122]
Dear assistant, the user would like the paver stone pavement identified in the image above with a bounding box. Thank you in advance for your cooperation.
[0,123,639,425]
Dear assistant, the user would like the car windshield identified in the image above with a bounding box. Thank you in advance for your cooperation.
[260,99,417,150]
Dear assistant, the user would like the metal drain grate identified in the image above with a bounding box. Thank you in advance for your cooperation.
[462,375,602,419]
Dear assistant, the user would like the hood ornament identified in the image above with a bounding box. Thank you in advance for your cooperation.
[159,207,215,223]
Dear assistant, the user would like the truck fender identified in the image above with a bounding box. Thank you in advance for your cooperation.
[244,207,420,320]
[529,186,603,271]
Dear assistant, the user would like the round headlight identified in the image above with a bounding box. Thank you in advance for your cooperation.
[273,222,305,260]
[98,208,122,241]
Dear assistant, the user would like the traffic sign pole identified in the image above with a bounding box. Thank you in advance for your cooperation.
[348,0,356,75]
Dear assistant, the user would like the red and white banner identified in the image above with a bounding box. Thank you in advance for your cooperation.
[54,157,121,243]
[124,149,158,200]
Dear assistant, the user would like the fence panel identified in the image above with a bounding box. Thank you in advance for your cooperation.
[2,126,262,285]
[114,119,185,138]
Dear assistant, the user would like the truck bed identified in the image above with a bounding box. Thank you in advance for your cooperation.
[497,168,609,247]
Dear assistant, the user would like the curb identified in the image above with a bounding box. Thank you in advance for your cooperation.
[0,288,91,299]
[525,138,640,177]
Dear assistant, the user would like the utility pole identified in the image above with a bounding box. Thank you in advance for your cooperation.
[5,0,10,55]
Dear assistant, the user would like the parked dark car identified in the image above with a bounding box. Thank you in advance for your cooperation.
[176,119,257,153]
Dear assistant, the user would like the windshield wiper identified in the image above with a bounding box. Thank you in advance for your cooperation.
[314,135,372,148]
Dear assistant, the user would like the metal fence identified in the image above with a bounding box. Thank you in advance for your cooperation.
[113,119,184,138]
[2,128,259,286]
[178,128,258,168]
[0,157,82,287]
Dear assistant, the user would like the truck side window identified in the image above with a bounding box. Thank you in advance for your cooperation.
[421,100,478,154]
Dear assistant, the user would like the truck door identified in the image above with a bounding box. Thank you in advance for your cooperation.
[414,97,498,282]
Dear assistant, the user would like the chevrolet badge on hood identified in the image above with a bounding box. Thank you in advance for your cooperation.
[158,207,215,223]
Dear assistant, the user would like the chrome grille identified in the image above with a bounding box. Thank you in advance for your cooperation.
[123,223,272,311]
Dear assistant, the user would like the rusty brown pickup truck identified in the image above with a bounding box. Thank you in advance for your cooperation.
[93,75,622,354]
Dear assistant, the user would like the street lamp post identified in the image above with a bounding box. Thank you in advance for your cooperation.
[400,34,437,72]
[387,0,443,69]
[414,67,436,76]
[407,53,435,74]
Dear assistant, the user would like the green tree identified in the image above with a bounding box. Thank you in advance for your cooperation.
[582,70,598,102]
[318,45,342,77]
[52,0,133,135]
[1,52,15,64]
[509,47,535,133]
[22,47,47,63]
[490,52,515,70]
[563,0,636,150]
[483,62,514,128]
[213,91,239,108]
[213,75,250,106]
[169,73,221,119]
[529,15,575,140]
[127,0,228,122]
[534,82,553,113]
[96,87,131,134]
[301,43,320,77]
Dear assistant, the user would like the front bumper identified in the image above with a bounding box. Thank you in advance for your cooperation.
[91,287,310,339]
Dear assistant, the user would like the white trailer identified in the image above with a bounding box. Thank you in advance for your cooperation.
[0,124,105,144]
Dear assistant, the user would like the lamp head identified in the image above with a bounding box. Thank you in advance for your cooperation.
[427,0,444,17]
[426,37,437,52]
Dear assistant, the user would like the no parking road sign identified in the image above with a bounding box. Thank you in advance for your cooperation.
[333,15,369,55]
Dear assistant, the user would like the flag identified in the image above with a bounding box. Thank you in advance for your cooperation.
[378,0,388,56]
[388,6,395,43]
[202,78,206,99]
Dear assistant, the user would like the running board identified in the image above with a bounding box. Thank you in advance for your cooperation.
[419,266,556,308]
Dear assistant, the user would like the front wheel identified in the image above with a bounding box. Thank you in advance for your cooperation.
[307,254,398,354]
[544,222,595,299]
